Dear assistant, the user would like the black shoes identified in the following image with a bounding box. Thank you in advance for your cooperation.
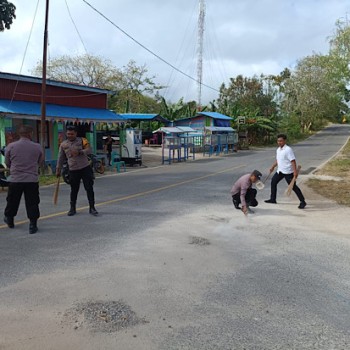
[264,199,277,204]
[89,206,98,216]
[4,216,14,228]
[29,220,38,234]
[67,203,98,216]
[298,202,307,209]
[67,203,76,216]
[67,208,76,216]
[4,216,37,234]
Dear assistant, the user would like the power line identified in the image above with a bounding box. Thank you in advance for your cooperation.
[65,0,88,53]
[81,0,220,94]
[9,0,40,106]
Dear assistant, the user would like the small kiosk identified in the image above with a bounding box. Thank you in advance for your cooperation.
[203,126,238,156]
[153,126,198,164]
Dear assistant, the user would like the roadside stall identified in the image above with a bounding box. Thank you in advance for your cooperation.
[203,126,237,156]
[153,126,197,164]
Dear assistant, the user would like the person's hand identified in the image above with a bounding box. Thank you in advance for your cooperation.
[269,165,275,173]
[241,205,248,215]
[56,169,61,177]
[71,149,79,157]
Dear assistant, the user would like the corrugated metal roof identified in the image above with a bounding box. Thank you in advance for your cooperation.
[205,126,235,132]
[153,126,197,134]
[0,72,112,94]
[196,111,232,120]
[120,113,170,123]
[0,99,125,122]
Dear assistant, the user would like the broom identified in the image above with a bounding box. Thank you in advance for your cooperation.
[53,177,60,205]
[286,165,301,196]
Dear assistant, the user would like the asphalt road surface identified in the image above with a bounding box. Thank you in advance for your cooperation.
[1,124,350,349]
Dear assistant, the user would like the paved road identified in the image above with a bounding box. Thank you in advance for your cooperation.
[0,124,350,349]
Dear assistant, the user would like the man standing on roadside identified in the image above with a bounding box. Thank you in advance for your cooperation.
[230,170,262,215]
[56,125,98,216]
[104,134,114,166]
[265,133,306,209]
[3,125,44,234]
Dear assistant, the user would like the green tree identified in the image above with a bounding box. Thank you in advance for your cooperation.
[159,97,186,121]
[32,53,120,88]
[217,75,277,119]
[32,54,164,113]
[282,54,349,132]
[110,60,164,113]
[0,0,16,31]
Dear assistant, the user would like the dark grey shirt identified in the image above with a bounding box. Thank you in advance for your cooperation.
[58,137,91,171]
[5,137,44,182]
[230,173,252,207]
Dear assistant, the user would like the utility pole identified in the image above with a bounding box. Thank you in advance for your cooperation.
[40,0,49,170]
[197,0,205,111]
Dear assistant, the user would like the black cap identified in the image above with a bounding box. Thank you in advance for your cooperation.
[252,170,262,180]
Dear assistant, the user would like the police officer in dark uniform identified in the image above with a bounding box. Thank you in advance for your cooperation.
[56,125,98,216]
[3,125,44,234]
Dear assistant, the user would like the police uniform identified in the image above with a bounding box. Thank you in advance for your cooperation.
[57,137,97,216]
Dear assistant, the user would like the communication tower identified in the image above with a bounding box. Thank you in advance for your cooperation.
[197,0,205,110]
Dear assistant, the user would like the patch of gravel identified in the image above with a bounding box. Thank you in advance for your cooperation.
[63,300,148,333]
[189,236,210,246]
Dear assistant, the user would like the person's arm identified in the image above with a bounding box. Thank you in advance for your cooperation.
[80,138,91,156]
[291,159,298,177]
[269,160,277,173]
[38,147,44,167]
[4,147,11,168]
[240,182,249,211]
[56,146,66,176]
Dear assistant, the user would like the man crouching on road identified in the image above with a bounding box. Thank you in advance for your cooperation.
[230,170,262,215]
[56,125,98,216]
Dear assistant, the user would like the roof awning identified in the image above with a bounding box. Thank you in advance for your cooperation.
[120,113,170,124]
[153,126,197,134]
[0,99,125,123]
[205,126,235,132]
[196,112,232,120]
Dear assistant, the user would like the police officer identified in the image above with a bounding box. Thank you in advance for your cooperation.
[3,125,44,234]
[56,125,98,216]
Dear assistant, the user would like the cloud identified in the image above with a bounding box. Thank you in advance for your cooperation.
[1,0,349,104]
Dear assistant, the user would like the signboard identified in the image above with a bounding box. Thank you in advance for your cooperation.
[238,116,246,125]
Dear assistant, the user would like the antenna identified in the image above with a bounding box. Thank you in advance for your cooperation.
[197,0,205,110]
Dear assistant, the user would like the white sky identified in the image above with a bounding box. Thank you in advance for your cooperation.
[1,0,349,104]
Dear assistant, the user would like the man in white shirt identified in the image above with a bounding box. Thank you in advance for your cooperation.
[265,134,306,209]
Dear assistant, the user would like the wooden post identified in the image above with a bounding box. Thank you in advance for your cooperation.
[40,0,49,173]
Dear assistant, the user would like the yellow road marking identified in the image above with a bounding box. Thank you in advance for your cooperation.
[0,164,246,230]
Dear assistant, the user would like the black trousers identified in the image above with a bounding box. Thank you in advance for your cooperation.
[69,165,95,204]
[4,182,40,220]
[107,150,112,165]
[270,171,305,202]
[232,188,258,207]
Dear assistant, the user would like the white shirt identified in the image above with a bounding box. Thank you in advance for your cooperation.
[276,144,295,174]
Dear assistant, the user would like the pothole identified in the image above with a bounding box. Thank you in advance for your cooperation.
[63,300,148,333]
[189,236,210,246]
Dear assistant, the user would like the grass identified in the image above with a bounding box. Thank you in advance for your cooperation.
[39,175,59,186]
[306,139,350,206]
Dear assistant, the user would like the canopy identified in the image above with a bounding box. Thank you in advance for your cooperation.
[153,126,197,134]
[0,99,125,123]
[205,126,235,132]
[121,113,170,124]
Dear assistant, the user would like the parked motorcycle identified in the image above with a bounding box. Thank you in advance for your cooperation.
[0,146,9,189]
[61,153,105,185]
